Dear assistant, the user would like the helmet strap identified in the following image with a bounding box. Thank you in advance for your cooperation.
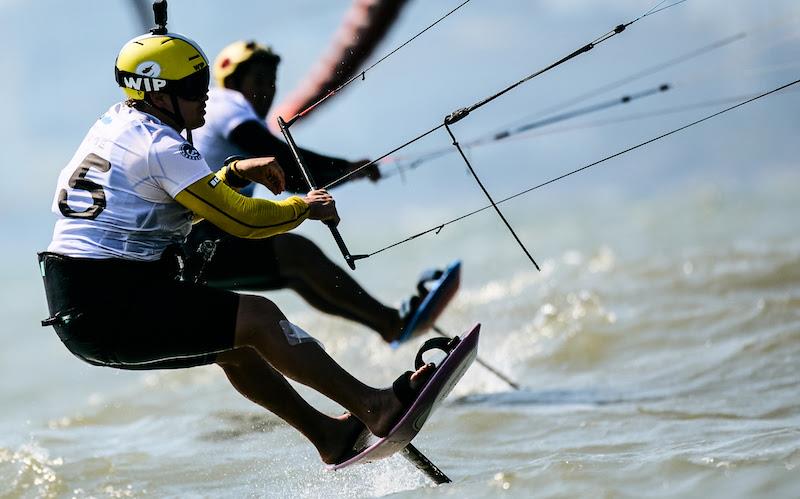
[168,93,192,144]
[141,93,190,142]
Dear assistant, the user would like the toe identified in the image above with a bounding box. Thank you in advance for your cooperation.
[408,362,436,389]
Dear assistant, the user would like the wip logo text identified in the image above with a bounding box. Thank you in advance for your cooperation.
[123,76,167,92]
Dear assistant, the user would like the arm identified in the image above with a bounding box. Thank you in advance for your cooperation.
[175,173,309,239]
[229,120,370,193]
[175,157,340,238]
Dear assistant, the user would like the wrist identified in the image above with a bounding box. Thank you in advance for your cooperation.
[222,161,250,189]
[229,160,244,179]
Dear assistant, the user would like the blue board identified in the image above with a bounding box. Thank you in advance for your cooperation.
[392,260,461,347]
[328,323,480,470]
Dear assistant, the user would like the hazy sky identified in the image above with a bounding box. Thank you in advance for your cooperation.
[1,0,798,253]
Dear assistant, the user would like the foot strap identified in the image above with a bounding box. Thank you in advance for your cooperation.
[399,267,446,325]
[392,371,417,406]
[414,336,460,370]
[392,336,461,405]
[416,268,444,298]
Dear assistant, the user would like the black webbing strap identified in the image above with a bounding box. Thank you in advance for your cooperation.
[414,335,460,370]
[416,268,444,297]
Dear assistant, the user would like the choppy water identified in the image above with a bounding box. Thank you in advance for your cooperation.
[2,174,798,498]
[2,0,799,495]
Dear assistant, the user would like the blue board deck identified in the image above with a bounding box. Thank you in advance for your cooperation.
[392,260,461,347]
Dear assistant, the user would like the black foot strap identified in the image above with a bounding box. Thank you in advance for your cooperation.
[416,268,444,298]
[414,336,460,370]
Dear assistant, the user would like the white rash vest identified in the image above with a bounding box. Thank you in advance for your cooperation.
[48,103,213,261]
[192,87,262,172]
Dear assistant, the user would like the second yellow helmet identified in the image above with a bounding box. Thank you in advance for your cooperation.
[213,40,280,88]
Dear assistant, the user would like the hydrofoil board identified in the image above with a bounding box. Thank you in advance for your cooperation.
[329,323,479,470]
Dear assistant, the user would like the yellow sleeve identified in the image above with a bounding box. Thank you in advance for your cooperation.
[217,162,250,190]
[175,173,309,239]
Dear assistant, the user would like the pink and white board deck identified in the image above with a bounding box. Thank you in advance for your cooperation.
[329,323,480,470]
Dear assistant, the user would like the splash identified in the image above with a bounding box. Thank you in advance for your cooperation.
[0,444,64,498]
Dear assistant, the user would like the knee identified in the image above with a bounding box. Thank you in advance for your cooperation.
[234,294,285,346]
[215,346,261,369]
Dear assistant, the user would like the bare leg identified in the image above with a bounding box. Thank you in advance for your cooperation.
[216,347,363,463]
[197,228,404,342]
[273,234,402,341]
[233,294,429,438]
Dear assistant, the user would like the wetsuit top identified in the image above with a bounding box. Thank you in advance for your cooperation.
[48,102,308,261]
[193,87,352,194]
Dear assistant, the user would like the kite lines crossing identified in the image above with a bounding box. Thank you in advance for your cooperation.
[279,0,797,269]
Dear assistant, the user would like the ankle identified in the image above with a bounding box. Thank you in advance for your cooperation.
[379,309,402,342]
[348,387,385,427]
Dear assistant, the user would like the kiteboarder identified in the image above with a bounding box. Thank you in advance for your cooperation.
[189,39,456,343]
[38,28,438,464]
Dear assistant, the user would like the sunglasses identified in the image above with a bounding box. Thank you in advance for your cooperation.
[173,67,210,101]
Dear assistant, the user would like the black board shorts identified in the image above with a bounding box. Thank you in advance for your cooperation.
[38,251,239,370]
[183,220,286,290]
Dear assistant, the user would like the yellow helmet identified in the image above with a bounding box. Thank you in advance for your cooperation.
[115,33,210,101]
[213,40,280,87]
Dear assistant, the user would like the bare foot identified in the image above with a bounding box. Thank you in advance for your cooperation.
[362,363,436,437]
[379,310,404,343]
[317,413,367,465]
[381,295,421,343]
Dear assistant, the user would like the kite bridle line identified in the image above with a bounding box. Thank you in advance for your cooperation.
[317,0,689,268]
